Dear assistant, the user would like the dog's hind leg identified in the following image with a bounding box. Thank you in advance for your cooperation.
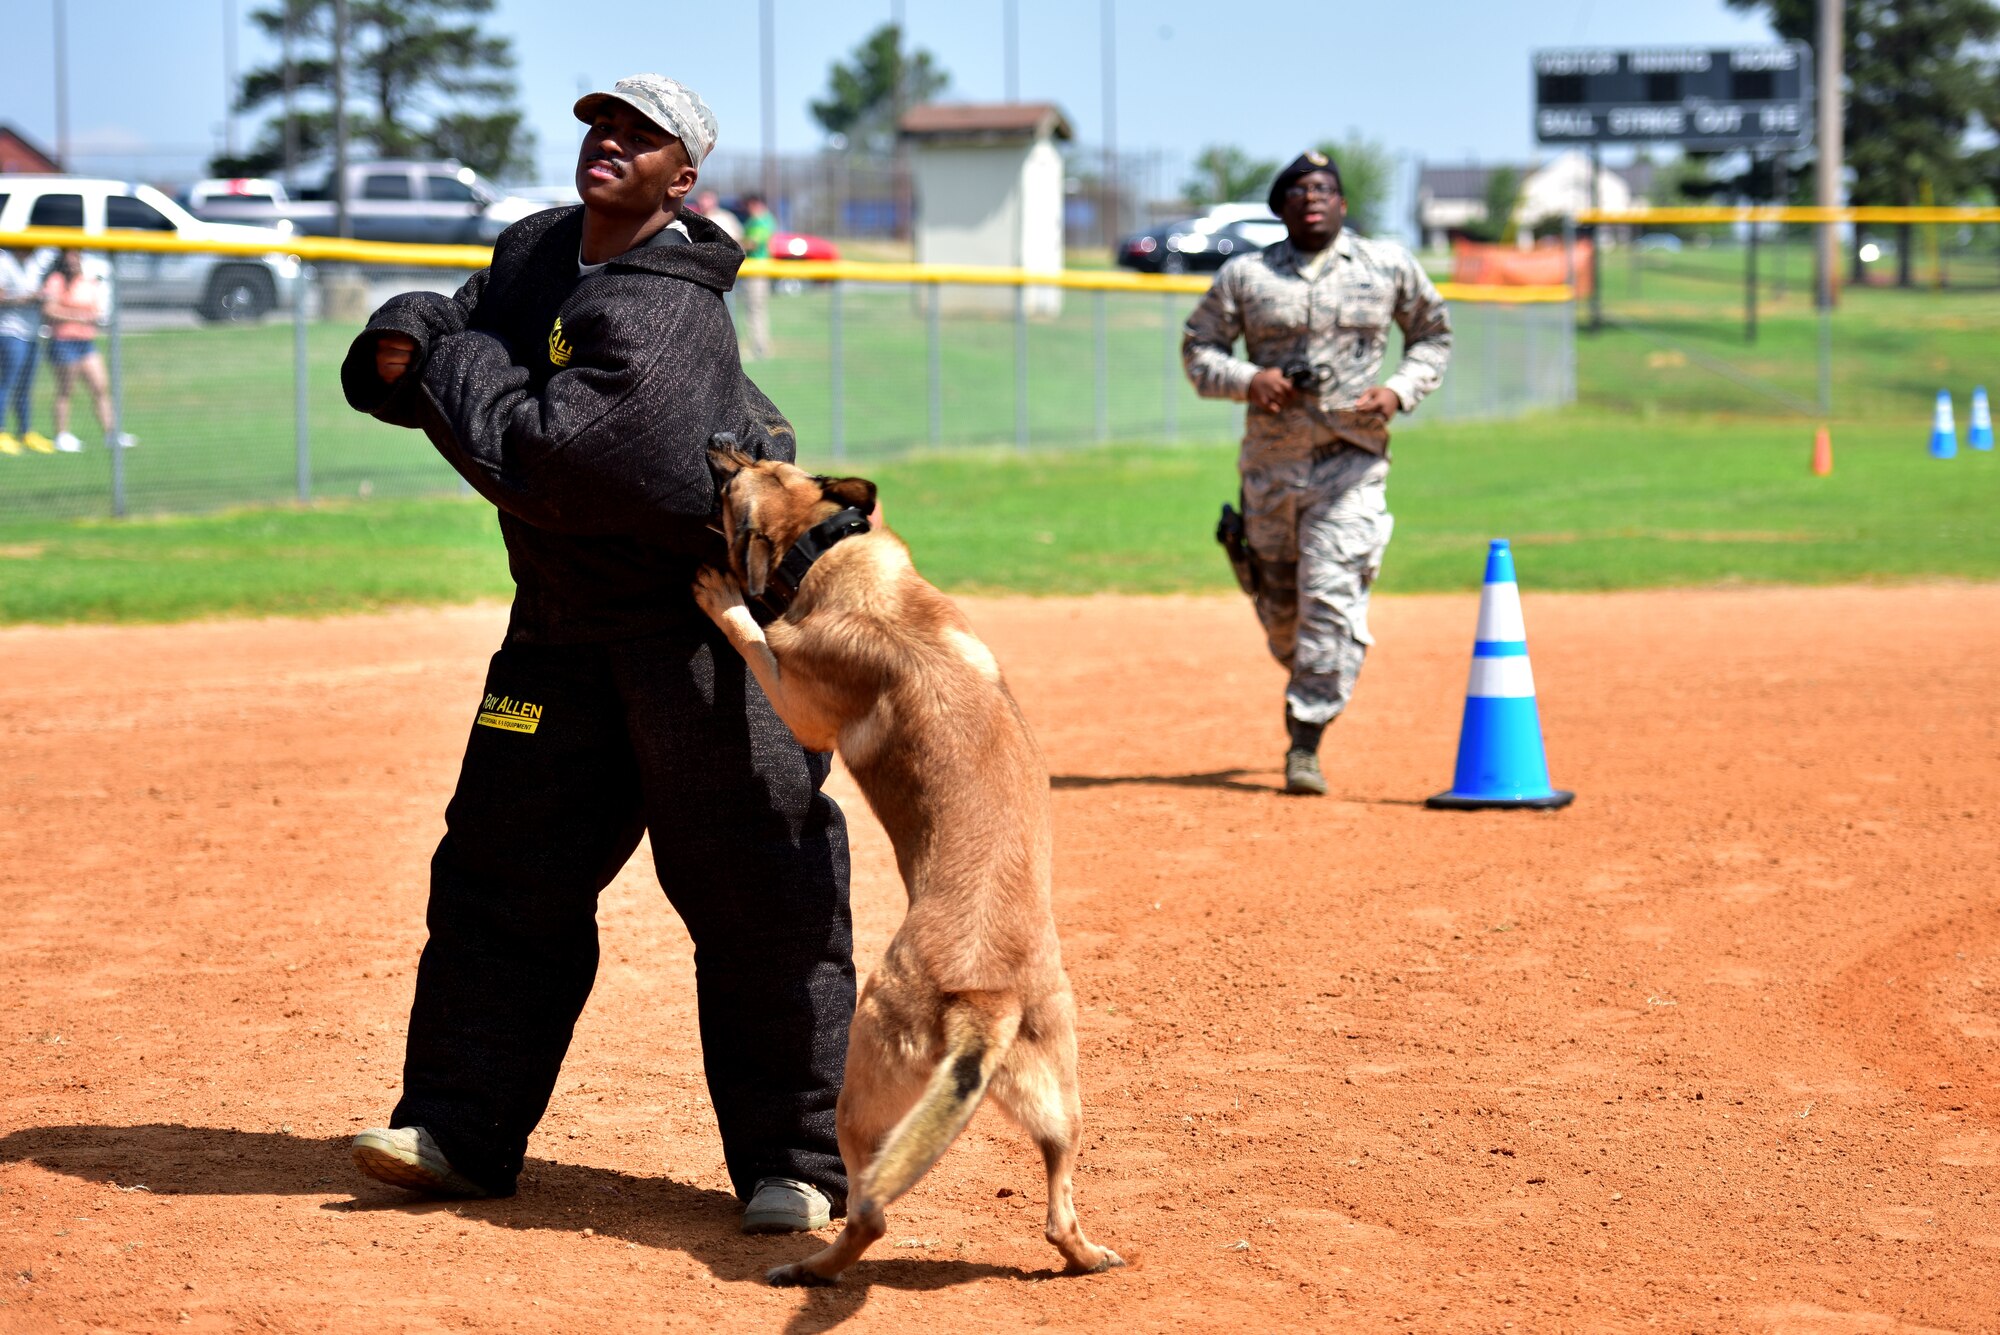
[766,992,921,1286]
[992,994,1125,1275]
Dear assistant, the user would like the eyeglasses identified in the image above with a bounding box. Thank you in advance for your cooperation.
[1284,182,1342,202]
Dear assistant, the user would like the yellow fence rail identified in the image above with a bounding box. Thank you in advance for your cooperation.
[1577,205,2000,226]
[0,226,1572,304]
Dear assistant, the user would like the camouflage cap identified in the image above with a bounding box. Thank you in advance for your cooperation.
[574,74,718,168]
[1267,149,1343,214]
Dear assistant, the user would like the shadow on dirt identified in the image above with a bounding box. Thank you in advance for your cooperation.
[0,1122,1062,1331]
[1051,770,1428,806]
[1051,769,1273,793]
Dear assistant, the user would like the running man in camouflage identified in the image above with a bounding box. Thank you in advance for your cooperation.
[1183,149,1452,795]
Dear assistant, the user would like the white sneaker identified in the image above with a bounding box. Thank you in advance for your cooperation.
[54,432,83,453]
[350,1125,492,1198]
[113,432,137,449]
[742,1176,834,1233]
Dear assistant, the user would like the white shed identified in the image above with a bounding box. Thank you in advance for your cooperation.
[1516,150,1634,233]
[899,102,1073,316]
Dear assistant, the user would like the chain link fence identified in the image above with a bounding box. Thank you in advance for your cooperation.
[0,232,1573,523]
[1574,206,2000,421]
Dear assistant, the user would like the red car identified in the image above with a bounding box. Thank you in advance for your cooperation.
[770,230,839,262]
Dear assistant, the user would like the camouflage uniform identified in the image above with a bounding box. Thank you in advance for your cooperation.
[1183,229,1451,727]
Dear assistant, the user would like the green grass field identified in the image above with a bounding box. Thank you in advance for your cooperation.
[1,252,1996,624]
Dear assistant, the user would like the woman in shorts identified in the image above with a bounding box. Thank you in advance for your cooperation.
[39,250,135,453]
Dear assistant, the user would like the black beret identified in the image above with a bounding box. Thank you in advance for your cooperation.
[1268,150,1343,214]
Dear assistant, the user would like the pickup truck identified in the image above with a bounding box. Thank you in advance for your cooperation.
[0,174,302,321]
[188,161,549,246]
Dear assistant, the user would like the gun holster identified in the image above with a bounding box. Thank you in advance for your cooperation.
[1216,496,1259,597]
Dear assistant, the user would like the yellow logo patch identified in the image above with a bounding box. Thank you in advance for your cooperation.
[476,693,543,734]
[548,318,572,368]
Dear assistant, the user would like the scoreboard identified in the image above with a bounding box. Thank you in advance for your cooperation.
[1532,43,1813,149]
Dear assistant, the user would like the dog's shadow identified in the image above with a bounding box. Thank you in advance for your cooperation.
[0,1123,1053,1332]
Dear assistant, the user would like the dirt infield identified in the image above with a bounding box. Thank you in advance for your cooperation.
[2,586,1997,1333]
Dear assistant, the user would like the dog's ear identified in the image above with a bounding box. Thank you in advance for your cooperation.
[744,533,775,598]
[708,441,754,485]
[819,475,878,515]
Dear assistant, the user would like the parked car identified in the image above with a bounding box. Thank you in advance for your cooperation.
[1636,232,1684,253]
[0,174,301,321]
[180,177,289,213]
[1116,209,1288,274]
[769,230,839,262]
[189,160,543,246]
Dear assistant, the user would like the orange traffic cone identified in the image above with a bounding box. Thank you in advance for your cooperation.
[1811,426,1833,476]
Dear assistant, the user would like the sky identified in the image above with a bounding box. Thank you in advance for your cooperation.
[1,0,1777,191]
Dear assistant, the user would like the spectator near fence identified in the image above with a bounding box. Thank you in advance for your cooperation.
[0,247,53,455]
[39,250,135,455]
[739,193,773,361]
[1183,150,1452,796]
[691,188,743,246]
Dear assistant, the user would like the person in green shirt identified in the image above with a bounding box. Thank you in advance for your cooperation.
[740,194,774,360]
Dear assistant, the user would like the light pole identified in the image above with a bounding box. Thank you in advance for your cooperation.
[282,0,298,182]
[223,0,238,161]
[1004,0,1019,101]
[53,0,70,171]
[332,0,350,238]
[1101,0,1117,246]
[1815,0,1842,311]
[760,0,776,206]
[891,0,909,242]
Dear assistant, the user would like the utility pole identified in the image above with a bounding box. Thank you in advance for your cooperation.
[1815,0,1842,311]
[1004,0,1019,101]
[1101,0,1117,246]
[53,0,70,171]
[760,0,776,206]
[1814,0,1841,415]
[891,0,909,242]
[223,0,239,160]
[282,0,298,183]
[332,0,351,238]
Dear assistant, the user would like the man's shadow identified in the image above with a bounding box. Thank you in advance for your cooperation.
[0,1123,1056,1334]
[1052,770,1426,806]
[1051,769,1273,794]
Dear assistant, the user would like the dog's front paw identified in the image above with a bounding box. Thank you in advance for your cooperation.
[692,565,746,621]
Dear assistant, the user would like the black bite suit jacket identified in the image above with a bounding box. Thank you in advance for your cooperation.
[342,207,791,643]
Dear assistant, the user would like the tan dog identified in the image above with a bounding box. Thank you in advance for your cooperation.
[692,449,1123,1287]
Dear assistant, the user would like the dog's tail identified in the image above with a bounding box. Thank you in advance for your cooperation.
[857,996,1019,1211]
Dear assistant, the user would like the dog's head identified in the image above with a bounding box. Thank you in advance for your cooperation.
[708,447,878,597]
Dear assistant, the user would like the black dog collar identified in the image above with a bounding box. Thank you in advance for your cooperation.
[748,506,873,622]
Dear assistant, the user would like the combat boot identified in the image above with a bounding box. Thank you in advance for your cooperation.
[1284,748,1328,796]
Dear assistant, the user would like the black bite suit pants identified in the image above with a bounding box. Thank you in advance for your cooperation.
[390,627,856,1202]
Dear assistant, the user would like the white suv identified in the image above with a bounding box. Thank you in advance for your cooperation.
[0,176,301,322]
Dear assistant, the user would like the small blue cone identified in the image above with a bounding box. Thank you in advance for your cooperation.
[1971,387,1994,450]
[1930,390,1959,459]
[1427,540,1574,811]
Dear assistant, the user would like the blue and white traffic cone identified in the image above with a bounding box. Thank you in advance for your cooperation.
[1930,390,1959,459]
[1970,387,1994,450]
[1426,540,1574,811]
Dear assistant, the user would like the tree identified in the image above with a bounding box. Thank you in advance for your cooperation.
[1182,146,1280,208]
[1312,133,1394,236]
[1456,167,1521,244]
[1726,0,2000,285]
[214,0,534,182]
[809,23,949,155]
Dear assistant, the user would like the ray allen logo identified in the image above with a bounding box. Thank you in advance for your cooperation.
[547,317,573,368]
[476,693,543,734]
